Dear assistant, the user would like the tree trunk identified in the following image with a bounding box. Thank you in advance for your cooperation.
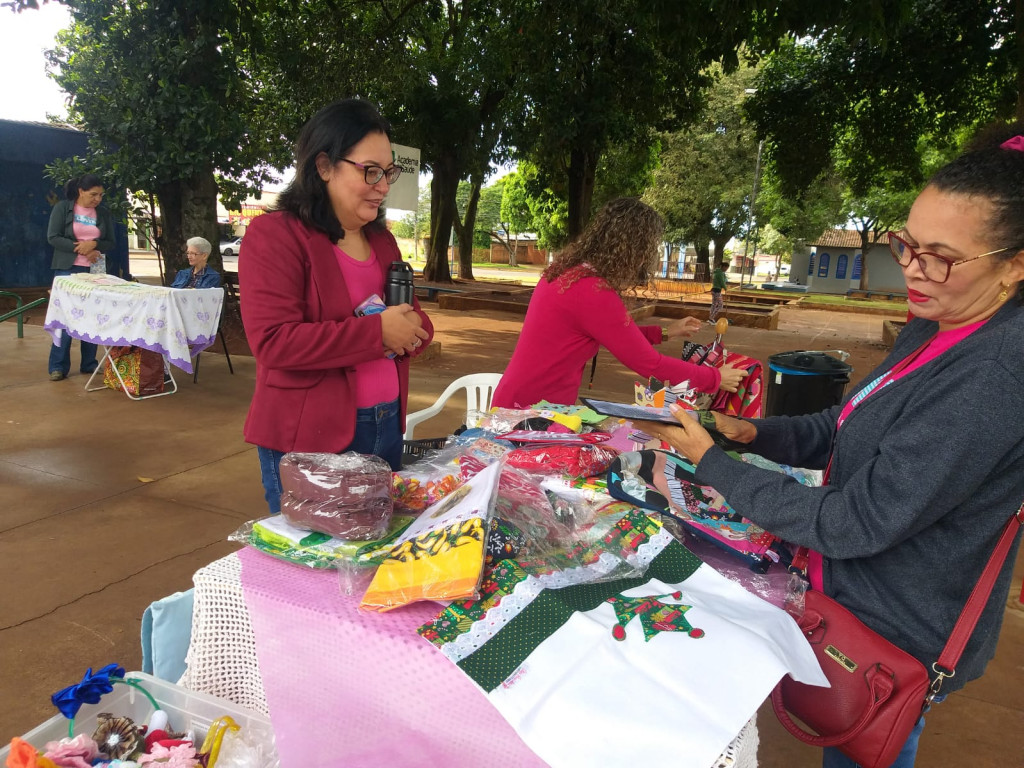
[566,146,597,240]
[1017,0,1024,121]
[694,237,711,281]
[858,230,871,291]
[156,167,220,283]
[425,159,457,283]
[453,178,481,281]
[712,235,730,269]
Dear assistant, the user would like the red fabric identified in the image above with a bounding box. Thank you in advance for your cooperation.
[505,443,619,477]
[492,275,720,408]
[710,354,763,418]
[239,212,433,453]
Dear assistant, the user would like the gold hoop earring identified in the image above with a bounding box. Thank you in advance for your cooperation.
[998,282,1009,302]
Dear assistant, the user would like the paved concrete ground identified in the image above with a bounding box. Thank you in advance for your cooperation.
[1,297,1021,766]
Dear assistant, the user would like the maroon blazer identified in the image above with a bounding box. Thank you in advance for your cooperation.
[239,211,433,453]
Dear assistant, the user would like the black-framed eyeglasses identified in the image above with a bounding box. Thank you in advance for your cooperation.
[887,232,1009,284]
[338,158,402,185]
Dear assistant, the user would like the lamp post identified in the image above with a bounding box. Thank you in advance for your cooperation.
[742,139,764,287]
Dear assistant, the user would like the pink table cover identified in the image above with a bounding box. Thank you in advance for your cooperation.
[237,547,547,767]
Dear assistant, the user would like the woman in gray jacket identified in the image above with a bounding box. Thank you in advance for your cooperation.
[648,124,1024,768]
[46,173,114,380]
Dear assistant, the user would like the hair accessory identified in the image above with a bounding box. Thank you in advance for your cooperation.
[999,136,1024,152]
[999,282,1009,302]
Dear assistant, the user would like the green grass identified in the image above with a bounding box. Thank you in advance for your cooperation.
[799,293,907,310]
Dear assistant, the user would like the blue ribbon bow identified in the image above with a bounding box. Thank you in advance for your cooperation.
[51,663,126,719]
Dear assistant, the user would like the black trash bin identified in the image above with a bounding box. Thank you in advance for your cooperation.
[765,351,852,417]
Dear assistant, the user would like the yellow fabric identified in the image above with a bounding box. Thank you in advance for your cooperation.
[360,519,485,612]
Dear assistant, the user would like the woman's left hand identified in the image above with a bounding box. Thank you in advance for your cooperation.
[73,240,98,255]
[664,316,702,340]
[636,403,715,465]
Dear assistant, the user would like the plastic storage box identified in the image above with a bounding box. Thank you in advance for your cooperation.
[0,672,278,766]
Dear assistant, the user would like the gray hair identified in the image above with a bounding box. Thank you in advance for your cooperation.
[186,236,212,255]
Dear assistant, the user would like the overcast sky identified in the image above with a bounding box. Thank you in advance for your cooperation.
[0,4,72,122]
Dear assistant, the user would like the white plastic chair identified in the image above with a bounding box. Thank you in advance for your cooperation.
[404,373,503,440]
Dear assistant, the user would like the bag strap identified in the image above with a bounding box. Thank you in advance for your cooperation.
[931,501,1024,694]
[770,663,897,747]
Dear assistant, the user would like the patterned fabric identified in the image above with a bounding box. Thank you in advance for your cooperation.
[710,354,764,418]
[102,345,164,396]
[44,273,223,374]
[607,449,795,571]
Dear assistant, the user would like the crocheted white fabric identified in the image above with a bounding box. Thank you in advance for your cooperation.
[180,552,269,715]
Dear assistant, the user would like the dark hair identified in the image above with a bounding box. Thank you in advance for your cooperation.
[928,122,1024,303]
[64,173,104,201]
[275,99,391,242]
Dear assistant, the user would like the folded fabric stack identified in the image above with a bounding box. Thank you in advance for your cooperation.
[279,452,394,540]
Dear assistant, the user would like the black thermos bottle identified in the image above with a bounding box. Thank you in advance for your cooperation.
[384,260,415,306]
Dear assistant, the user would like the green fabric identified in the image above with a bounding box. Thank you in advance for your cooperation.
[456,541,703,692]
[712,268,728,291]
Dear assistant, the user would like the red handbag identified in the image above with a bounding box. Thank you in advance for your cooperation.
[772,503,1023,768]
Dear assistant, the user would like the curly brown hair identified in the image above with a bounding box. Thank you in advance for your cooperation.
[544,198,665,293]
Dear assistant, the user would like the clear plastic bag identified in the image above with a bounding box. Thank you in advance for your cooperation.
[475,407,538,434]
[392,437,512,513]
[361,462,503,612]
[279,452,393,540]
[487,468,642,585]
[505,442,619,478]
[229,514,415,570]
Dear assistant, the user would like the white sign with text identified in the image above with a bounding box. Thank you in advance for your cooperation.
[388,143,421,212]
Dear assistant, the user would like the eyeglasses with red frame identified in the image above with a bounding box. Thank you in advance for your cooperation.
[887,231,1009,284]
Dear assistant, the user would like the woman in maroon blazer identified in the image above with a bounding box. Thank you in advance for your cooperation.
[239,99,433,513]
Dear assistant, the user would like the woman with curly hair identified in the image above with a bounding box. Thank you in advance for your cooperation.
[492,197,746,408]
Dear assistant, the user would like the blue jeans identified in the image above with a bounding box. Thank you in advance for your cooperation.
[257,399,403,515]
[48,267,98,376]
[822,698,940,768]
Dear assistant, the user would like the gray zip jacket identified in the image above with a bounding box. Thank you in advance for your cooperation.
[47,198,115,270]
[696,300,1024,692]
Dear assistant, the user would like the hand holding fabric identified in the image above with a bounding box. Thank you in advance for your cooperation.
[635,402,716,465]
[73,240,98,256]
[717,363,746,393]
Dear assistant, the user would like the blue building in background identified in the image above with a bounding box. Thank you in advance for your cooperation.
[0,119,129,288]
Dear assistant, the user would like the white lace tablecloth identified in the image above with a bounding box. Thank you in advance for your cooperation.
[182,551,758,767]
[44,274,223,374]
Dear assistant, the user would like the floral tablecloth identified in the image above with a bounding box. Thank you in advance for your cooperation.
[44,274,223,374]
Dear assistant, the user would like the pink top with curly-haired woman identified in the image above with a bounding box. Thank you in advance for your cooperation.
[492,198,746,408]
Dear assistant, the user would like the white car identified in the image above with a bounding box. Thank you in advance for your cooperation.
[219,237,243,257]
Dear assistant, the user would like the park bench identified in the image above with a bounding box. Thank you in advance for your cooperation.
[845,289,905,301]
[415,285,463,301]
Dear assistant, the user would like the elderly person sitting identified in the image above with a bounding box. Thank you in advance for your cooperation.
[171,237,222,289]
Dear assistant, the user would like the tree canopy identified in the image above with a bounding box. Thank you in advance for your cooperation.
[45,0,290,276]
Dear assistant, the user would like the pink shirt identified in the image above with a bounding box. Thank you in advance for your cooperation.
[492,271,721,408]
[334,246,399,408]
[72,204,101,267]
